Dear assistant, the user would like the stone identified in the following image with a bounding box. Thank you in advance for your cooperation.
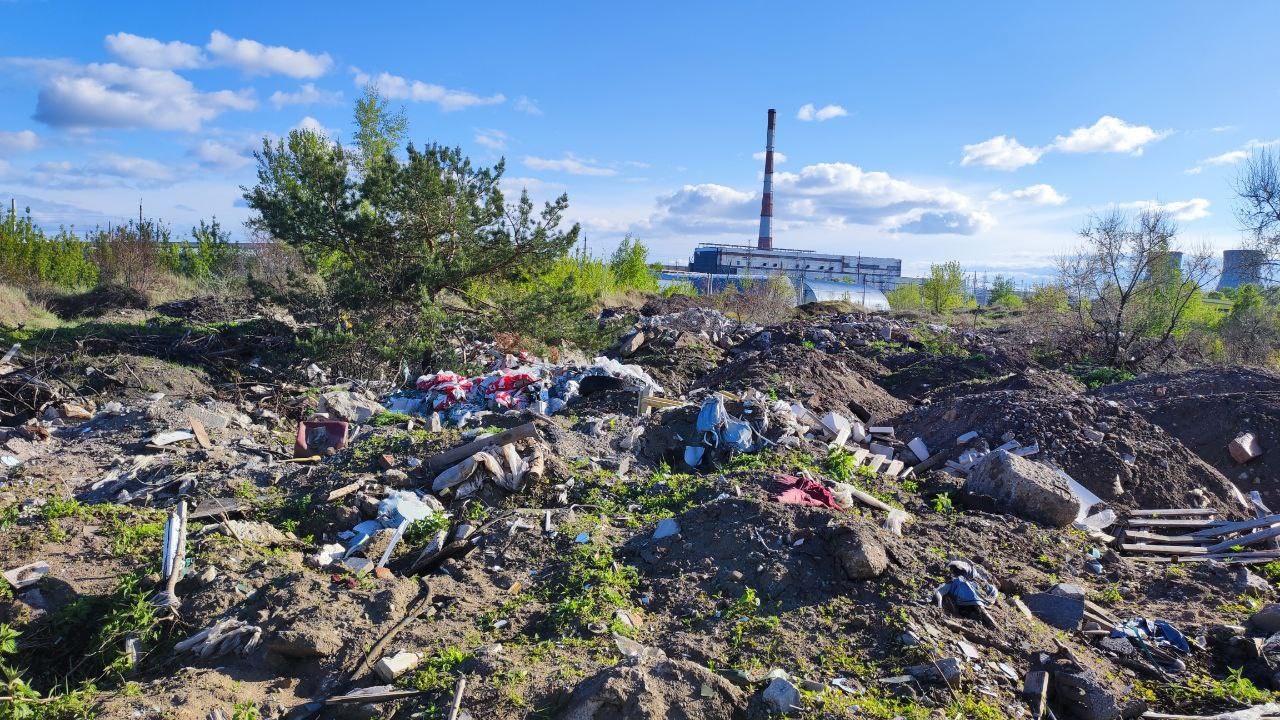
[186,406,230,430]
[1024,591,1085,631]
[1249,604,1280,635]
[1231,433,1264,464]
[266,629,340,659]
[59,403,92,421]
[382,469,410,486]
[373,651,421,682]
[1237,567,1274,598]
[835,527,888,580]
[560,657,744,720]
[762,676,801,715]
[320,391,386,424]
[307,543,345,569]
[1049,583,1086,599]
[1083,428,1105,443]
[341,556,374,576]
[906,657,963,684]
[964,450,1082,527]
[653,518,680,540]
[618,330,646,357]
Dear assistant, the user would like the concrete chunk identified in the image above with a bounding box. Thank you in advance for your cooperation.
[964,450,1082,527]
[1231,433,1263,464]
[374,651,422,682]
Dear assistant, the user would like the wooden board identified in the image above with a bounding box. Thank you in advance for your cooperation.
[1129,508,1219,517]
[1125,518,1225,529]
[1120,543,1208,555]
[1190,514,1280,539]
[189,415,213,450]
[1206,526,1280,554]
[426,422,539,471]
[1122,530,1210,545]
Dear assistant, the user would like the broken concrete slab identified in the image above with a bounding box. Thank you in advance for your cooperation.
[3,561,50,589]
[964,450,1082,527]
[320,391,386,424]
[1023,590,1085,631]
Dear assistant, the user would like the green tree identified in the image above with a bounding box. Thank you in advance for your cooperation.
[1221,284,1280,364]
[1059,208,1215,368]
[989,275,1022,308]
[1026,283,1069,313]
[352,85,407,174]
[244,97,581,326]
[922,261,966,314]
[608,234,658,292]
[885,283,923,310]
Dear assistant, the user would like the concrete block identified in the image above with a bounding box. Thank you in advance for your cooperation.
[1231,433,1263,464]
[374,651,421,682]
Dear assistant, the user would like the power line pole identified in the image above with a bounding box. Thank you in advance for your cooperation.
[9,198,15,235]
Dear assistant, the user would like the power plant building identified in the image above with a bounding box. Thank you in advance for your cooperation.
[675,108,905,294]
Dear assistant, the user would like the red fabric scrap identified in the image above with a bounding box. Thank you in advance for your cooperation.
[774,474,843,510]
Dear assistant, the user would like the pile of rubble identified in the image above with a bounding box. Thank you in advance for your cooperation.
[7,303,1280,720]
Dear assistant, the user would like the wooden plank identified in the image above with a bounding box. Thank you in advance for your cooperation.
[1121,543,1208,555]
[1206,526,1280,554]
[426,422,539,472]
[1126,518,1225,529]
[1123,530,1210,545]
[188,416,213,450]
[1129,508,1219,517]
[1189,514,1280,539]
[1129,552,1280,565]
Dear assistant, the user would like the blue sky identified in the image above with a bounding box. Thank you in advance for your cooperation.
[1,1,1276,280]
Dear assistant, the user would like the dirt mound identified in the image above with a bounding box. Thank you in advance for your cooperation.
[1095,366,1280,507]
[559,657,746,720]
[625,496,891,610]
[154,294,266,324]
[44,284,150,320]
[695,344,907,422]
[638,293,709,316]
[627,342,726,396]
[895,390,1242,511]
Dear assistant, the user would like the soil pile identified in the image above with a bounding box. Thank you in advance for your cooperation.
[696,344,907,422]
[894,390,1242,510]
[1095,366,1280,506]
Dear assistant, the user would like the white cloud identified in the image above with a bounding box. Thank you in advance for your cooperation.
[521,153,616,176]
[1185,139,1279,174]
[30,62,254,132]
[647,162,990,236]
[515,96,542,115]
[752,150,787,164]
[989,183,1068,206]
[474,128,507,151]
[1049,116,1167,155]
[354,69,504,111]
[206,30,332,78]
[961,136,1043,170]
[104,32,205,69]
[27,152,176,189]
[0,130,40,154]
[294,116,334,137]
[796,103,848,122]
[269,83,342,109]
[191,139,252,171]
[963,116,1167,171]
[1119,198,1211,222]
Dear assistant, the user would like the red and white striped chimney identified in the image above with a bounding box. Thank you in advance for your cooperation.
[758,108,776,251]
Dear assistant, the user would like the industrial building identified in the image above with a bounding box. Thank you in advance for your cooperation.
[668,108,905,299]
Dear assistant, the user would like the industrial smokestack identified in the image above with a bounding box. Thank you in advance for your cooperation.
[758,108,776,251]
